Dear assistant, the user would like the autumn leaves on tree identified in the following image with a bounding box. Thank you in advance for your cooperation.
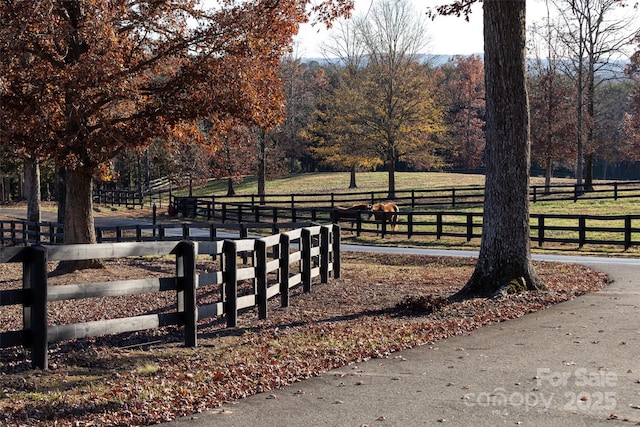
[0,0,322,246]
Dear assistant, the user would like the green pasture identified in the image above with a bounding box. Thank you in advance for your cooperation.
[190,172,488,196]
[169,172,640,254]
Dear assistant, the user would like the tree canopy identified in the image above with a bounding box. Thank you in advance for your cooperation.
[0,0,350,248]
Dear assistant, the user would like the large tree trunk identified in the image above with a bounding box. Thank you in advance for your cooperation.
[59,168,103,271]
[349,164,357,189]
[24,158,41,224]
[226,177,236,196]
[55,167,66,243]
[454,1,546,299]
[584,153,594,191]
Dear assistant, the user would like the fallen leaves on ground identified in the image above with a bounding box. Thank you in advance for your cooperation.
[0,253,611,426]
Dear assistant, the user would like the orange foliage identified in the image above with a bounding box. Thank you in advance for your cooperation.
[0,0,352,173]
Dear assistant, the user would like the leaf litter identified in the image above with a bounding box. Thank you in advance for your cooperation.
[0,252,611,426]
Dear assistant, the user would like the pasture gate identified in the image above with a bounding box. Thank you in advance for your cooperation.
[0,224,340,370]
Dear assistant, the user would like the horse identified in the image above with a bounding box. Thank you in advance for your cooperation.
[333,203,371,232]
[370,202,400,232]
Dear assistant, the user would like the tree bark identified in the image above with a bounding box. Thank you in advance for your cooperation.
[58,168,103,271]
[349,164,357,189]
[226,177,236,196]
[55,167,66,243]
[545,158,552,194]
[584,153,594,191]
[454,0,546,299]
[24,158,41,225]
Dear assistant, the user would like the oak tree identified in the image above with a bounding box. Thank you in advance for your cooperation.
[434,0,547,298]
[0,0,345,258]
[438,55,486,171]
[357,0,444,198]
[309,19,382,189]
[551,0,639,190]
[623,35,640,161]
[528,9,577,191]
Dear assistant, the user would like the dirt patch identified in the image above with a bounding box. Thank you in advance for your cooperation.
[0,252,610,426]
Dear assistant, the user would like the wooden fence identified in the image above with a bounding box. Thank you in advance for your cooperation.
[3,208,640,250]
[159,204,640,250]
[0,224,340,370]
[170,180,640,216]
[0,220,63,246]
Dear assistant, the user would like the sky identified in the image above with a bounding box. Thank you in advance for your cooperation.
[292,0,564,58]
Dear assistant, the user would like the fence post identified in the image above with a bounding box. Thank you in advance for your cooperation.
[380,212,387,238]
[408,212,413,239]
[332,224,341,279]
[256,239,268,319]
[320,226,330,283]
[532,186,537,203]
[452,188,456,207]
[466,213,474,242]
[48,223,55,244]
[24,246,48,369]
[625,215,631,250]
[301,228,312,293]
[538,214,545,247]
[223,240,238,327]
[411,190,415,209]
[240,224,249,264]
[614,183,618,201]
[578,216,586,248]
[279,233,290,307]
[176,241,197,347]
[436,213,443,239]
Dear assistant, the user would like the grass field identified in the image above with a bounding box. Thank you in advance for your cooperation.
[161,172,640,254]
[170,171,639,216]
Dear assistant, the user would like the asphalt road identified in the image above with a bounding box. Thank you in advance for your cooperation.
[3,207,639,425]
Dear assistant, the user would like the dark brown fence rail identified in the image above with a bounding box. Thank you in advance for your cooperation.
[3,208,640,250]
[169,180,640,217]
[93,188,143,208]
[0,224,340,370]
[0,220,63,246]
[157,204,640,250]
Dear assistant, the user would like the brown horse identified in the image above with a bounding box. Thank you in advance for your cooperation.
[370,202,400,232]
[334,203,371,231]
